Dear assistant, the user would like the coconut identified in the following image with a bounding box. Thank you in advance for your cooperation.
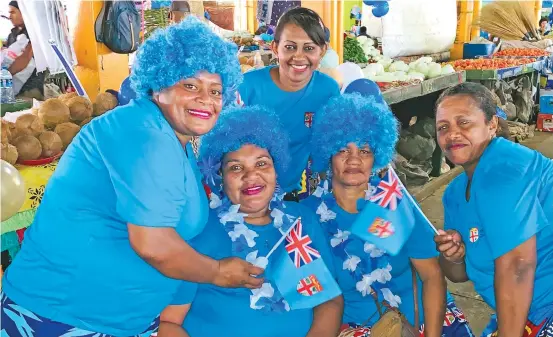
[38,131,63,157]
[58,92,78,104]
[39,98,71,129]
[1,120,11,144]
[67,96,93,122]
[79,117,93,127]
[0,143,18,165]
[54,122,80,149]
[93,92,118,116]
[15,114,44,137]
[12,135,42,161]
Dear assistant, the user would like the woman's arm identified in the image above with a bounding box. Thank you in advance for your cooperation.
[8,43,33,75]
[158,305,191,337]
[495,236,537,337]
[128,224,264,288]
[434,229,469,283]
[306,295,344,337]
[411,258,446,337]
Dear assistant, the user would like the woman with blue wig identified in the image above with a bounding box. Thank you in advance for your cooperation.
[157,105,343,337]
[302,93,474,337]
[434,82,553,337]
[1,16,264,337]
[237,7,340,199]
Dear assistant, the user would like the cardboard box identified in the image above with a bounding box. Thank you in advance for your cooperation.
[537,113,553,132]
[540,90,553,114]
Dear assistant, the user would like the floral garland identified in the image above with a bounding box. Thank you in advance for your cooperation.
[208,190,297,313]
[313,181,402,307]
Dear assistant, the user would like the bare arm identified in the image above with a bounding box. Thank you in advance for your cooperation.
[435,229,469,283]
[128,224,264,288]
[495,236,536,337]
[306,295,344,337]
[412,257,446,337]
[8,43,32,75]
[158,305,190,337]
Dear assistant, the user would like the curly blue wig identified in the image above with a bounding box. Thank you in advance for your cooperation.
[199,105,291,184]
[311,93,399,173]
[130,15,242,104]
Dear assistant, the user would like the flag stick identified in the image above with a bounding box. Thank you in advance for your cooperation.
[388,166,440,235]
[265,217,301,260]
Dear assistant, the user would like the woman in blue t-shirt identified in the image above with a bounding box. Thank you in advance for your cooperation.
[1,17,264,337]
[238,7,340,197]
[434,82,553,337]
[302,93,474,337]
[158,105,343,337]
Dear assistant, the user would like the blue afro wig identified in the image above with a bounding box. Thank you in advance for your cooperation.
[311,93,399,173]
[199,105,291,181]
[130,15,242,104]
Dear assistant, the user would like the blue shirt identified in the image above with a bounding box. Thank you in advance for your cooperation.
[2,98,209,336]
[238,66,340,192]
[443,137,553,323]
[302,195,453,327]
[171,201,336,337]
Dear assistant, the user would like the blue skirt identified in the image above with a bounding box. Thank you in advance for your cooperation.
[1,292,159,337]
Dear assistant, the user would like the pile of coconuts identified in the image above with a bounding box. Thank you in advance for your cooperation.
[1,92,118,165]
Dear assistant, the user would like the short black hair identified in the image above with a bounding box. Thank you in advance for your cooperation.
[360,26,367,34]
[540,17,548,25]
[436,82,497,122]
[8,1,18,10]
[274,7,326,47]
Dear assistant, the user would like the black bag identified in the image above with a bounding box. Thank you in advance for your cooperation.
[95,1,140,54]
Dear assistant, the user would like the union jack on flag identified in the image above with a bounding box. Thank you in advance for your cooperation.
[296,275,323,296]
[370,169,404,211]
[285,219,321,268]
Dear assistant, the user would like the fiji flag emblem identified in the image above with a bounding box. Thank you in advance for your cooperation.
[304,112,314,128]
[469,228,479,243]
[297,275,323,296]
[368,218,395,239]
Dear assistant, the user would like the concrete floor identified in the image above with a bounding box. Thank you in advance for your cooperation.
[418,131,553,337]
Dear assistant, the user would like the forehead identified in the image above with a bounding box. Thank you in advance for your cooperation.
[436,95,483,121]
[184,72,222,85]
[223,144,271,162]
[8,6,19,14]
[279,23,315,43]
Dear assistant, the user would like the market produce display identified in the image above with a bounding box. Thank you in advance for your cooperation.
[344,37,368,64]
[0,93,119,165]
[363,56,456,83]
[445,58,536,70]
[494,48,551,57]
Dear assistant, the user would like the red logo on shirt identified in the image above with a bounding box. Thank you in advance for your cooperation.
[469,228,479,243]
[304,112,314,128]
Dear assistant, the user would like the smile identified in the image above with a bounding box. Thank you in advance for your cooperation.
[188,109,212,120]
[447,144,468,151]
[290,64,308,72]
[242,185,265,196]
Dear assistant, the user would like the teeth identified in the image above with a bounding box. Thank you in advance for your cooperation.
[188,110,210,117]
[247,186,262,192]
[291,65,307,69]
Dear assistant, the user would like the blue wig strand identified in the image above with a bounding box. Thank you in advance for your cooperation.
[199,105,291,181]
[310,93,399,173]
[130,16,242,105]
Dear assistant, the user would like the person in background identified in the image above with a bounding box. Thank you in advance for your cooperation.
[539,17,551,36]
[1,17,262,337]
[304,91,474,337]
[169,0,191,24]
[319,26,339,69]
[237,7,340,201]
[5,0,45,100]
[158,105,343,337]
[357,26,376,49]
[434,82,553,337]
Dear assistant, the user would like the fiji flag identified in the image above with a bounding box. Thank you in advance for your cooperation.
[269,218,341,310]
[351,168,420,255]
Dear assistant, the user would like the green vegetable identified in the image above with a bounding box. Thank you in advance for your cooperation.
[343,37,368,64]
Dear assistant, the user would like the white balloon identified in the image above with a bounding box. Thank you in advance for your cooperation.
[1,160,26,221]
[336,62,365,93]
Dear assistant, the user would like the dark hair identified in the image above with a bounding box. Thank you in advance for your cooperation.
[8,1,18,10]
[360,26,367,34]
[324,27,330,43]
[436,82,497,122]
[540,17,548,25]
[274,7,326,47]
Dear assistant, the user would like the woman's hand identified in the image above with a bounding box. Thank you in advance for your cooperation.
[213,257,264,289]
[434,229,465,263]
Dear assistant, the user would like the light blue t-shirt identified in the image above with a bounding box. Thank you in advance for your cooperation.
[443,137,553,323]
[238,66,340,192]
[171,201,337,337]
[2,98,209,336]
[302,195,454,327]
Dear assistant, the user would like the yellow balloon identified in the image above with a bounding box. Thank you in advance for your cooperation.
[1,159,26,221]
